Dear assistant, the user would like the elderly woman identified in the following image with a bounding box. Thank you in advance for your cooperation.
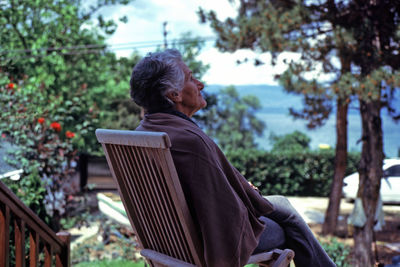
[130,49,335,267]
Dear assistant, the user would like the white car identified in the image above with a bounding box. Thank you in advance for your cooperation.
[342,158,400,203]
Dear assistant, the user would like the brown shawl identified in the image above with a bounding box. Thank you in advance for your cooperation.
[136,112,274,267]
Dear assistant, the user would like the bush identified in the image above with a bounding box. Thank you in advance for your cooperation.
[270,130,311,153]
[71,214,142,265]
[0,77,84,230]
[320,237,351,267]
[227,148,360,196]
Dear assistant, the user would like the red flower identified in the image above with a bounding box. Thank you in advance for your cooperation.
[65,131,75,138]
[50,122,61,132]
[1,133,6,138]
[38,117,45,124]
[7,83,15,89]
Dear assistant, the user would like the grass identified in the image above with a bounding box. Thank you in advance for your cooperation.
[74,259,146,267]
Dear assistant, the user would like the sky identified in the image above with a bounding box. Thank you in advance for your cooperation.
[96,1,400,156]
[98,0,294,85]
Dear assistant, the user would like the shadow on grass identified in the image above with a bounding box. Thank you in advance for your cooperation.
[75,259,146,267]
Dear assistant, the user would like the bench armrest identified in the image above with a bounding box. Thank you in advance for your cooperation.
[140,249,196,267]
[248,249,295,267]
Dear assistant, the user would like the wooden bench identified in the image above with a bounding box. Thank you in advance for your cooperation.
[96,129,294,267]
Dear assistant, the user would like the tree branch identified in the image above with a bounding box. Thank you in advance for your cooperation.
[8,1,29,50]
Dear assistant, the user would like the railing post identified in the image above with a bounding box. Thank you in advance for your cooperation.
[14,218,26,267]
[56,232,71,267]
[0,203,10,267]
[29,229,39,267]
[44,243,53,267]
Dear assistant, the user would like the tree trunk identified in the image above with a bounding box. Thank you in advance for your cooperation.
[353,99,384,267]
[322,99,348,235]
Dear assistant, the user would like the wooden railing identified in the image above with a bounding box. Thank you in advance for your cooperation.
[0,181,70,267]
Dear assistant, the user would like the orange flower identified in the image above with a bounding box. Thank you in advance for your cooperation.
[50,122,61,132]
[38,117,45,124]
[65,131,75,138]
[8,83,15,89]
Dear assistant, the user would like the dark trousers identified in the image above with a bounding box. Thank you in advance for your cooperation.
[253,195,336,267]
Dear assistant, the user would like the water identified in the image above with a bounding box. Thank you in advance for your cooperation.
[205,84,400,157]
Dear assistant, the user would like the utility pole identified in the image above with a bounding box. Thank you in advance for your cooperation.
[163,21,168,49]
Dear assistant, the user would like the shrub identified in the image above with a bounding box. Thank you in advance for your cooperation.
[0,76,86,230]
[270,130,311,153]
[227,148,360,196]
[320,237,351,267]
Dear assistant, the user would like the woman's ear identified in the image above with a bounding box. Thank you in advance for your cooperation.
[166,90,181,103]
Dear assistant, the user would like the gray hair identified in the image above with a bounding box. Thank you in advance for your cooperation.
[130,49,185,111]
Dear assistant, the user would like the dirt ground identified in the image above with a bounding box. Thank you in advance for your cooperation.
[287,197,400,265]
[309,218,400,265]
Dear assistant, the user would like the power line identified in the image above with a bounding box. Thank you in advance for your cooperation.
[1,48,108,61]
[1,38,216,61]
[0,39,176,54]
[0,36,216,58]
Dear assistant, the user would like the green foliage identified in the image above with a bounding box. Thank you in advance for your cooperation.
[320,237,351,267]
[227,147,360,197]
[198,86,265,151]
[71,214,142,265]
[0,1,212,234]
[0,0,137,154]
[270,130,311,153]
[0,0,139,229]
[95,54,142,134]
[100,99,142,131]
[0,77,79,229]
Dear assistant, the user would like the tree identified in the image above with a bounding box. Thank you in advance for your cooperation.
[0,0,135,229]
[0,0,135,154]
[199,0,351,238]
[197,86,265,152]
[0,0,213,229]
[200,1,400,265]
[97,53,143,132]
[337,2,400,266]
[270,130,311,153]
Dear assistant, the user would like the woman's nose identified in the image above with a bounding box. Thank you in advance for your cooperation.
[197,79,204,90]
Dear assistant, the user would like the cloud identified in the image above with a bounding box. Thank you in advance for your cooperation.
[113,0,160,20]
[199,49,301,85]
[105,0,238,43]
[101,0,300,85]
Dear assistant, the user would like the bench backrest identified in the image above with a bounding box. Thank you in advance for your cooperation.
[95,129,203,266]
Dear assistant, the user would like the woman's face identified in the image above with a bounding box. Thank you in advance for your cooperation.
[172,62,206,117]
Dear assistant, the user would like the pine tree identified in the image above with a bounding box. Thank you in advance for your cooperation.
[199,1,400,265]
